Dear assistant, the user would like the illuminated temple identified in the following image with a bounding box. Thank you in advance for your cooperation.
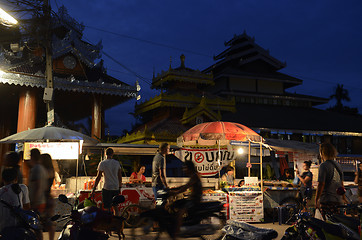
[118,54,236,145]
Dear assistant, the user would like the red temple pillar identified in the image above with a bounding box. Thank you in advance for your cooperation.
[17,89,37,132]
[0,114,12,183]
[92,94,102,140]
[17,88,37,184]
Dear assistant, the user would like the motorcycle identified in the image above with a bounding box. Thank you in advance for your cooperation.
[0,184,41,240]
[131,189,226,240]
[281,209,359,240]
[53,194,126,240]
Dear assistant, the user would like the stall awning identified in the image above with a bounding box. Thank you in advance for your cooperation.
[83,143,180,156]
[265,139,319,153]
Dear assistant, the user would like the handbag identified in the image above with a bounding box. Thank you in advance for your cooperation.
[293,175,300,185]
[314,208,324,220]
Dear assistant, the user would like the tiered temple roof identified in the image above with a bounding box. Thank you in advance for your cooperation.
[119,55,235,144]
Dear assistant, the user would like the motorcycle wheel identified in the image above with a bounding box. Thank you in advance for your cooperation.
[131,216,163,240]
[200,213,226,240]
[121,204,145,227]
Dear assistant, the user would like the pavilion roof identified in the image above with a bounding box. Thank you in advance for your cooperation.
[0,70,137,98]
[152,54,213,88]
[221,103,362,135]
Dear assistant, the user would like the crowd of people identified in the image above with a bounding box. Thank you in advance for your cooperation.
[0,148,56,240]
[0,141,358,239]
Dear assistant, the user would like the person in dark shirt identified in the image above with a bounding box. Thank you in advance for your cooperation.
[169,160,202,239]
[316,143,348,218]
[296,160,313,206]
[354,162,362,203]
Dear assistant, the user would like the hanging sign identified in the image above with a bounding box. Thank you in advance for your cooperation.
[175,147,236,176]
[24,142,79,160]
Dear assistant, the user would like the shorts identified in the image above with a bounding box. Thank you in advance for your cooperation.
[102,189,120,209]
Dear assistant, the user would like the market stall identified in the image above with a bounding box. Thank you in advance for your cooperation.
[176,121,267,222]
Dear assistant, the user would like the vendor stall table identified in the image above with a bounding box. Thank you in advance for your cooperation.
[78,184,154,210]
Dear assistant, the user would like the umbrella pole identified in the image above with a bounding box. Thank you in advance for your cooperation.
[248,141,251,177]
[259,140,263,191]
[218,140,221,187]
[76,156,79,193]
[75,141,80,194]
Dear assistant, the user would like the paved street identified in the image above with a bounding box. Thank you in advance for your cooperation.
[44,223,289,240]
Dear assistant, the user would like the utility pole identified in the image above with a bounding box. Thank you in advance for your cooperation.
[43,0,54,125]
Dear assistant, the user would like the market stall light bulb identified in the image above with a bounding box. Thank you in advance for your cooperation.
[237,148,244,154]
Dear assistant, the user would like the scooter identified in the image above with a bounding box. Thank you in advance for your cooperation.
[53,194,126,240]
[0,184,41,240]
[281,209,359,240]
[131,189,227,240]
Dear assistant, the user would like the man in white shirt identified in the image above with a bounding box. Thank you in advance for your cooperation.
[91,148,122,215]
[0,168,30,232]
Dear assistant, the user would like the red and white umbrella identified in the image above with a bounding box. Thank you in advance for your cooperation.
[177,121,263,147]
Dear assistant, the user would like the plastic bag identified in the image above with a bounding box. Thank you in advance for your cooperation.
[314,208,324,220]
[293,175,300,185]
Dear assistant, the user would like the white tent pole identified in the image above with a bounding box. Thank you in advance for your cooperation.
[248,140,251,177]
[260,140,263,191]
[218,140,221,184]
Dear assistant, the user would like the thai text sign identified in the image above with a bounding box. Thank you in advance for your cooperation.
[175,147,236,176]
[24,142,79,160]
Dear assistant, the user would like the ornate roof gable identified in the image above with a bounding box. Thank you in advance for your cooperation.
[52,6,102,67]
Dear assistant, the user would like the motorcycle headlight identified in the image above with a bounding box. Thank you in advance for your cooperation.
[81,211,97,224]
[23,212,41,230]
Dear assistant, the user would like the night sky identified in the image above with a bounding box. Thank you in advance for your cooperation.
[54,0,362,135]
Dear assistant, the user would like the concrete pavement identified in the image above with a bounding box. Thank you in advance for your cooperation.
[44,223,289,240]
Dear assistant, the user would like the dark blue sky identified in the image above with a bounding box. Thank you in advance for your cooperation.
[56,0,362,136]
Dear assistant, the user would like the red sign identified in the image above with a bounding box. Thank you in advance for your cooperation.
[194,152,204,163]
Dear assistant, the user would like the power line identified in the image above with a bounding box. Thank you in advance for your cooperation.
[84,25,213,59]
[101,50,152,85]
[48,7,152,86]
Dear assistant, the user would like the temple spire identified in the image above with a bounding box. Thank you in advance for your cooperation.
[180,54,185,68]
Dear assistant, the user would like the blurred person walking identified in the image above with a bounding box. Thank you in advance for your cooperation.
[28,148,47,240]
[40,153,56,240]
[152,143,169,199]
[296,160,313,207]
[91,148,122,215]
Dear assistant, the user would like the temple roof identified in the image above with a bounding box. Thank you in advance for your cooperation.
[221,103,362,135]
[152,54,213,89]
[0,70,137,97]
[135,92,235,115]
[213,66,303,89]
[118,118,188,145]
[51,6,102,68]
[205,31,286,73]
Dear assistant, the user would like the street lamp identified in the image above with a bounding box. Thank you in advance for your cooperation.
[0,2,54,125]
[0,7,17,26]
